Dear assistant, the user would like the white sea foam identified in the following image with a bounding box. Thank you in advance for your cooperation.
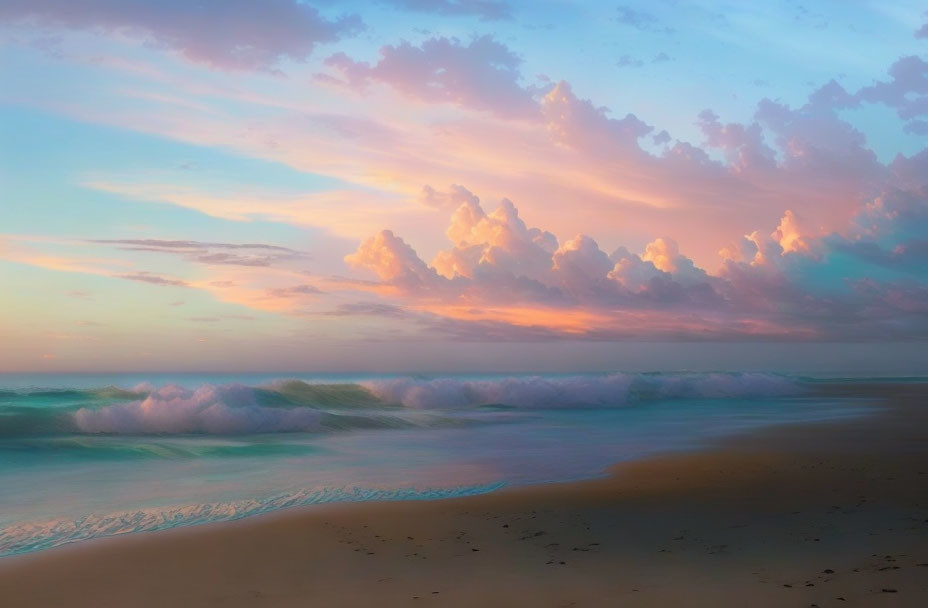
[0,481,506,557]
[67,374,800,434]
[363,372,799,409]
[73,384,322,434]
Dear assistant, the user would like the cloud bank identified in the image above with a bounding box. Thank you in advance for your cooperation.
[346,182,928,341]
[2,3,927,368]
[0,0,363,70]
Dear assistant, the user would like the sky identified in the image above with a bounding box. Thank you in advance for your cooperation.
[1,0,927,373]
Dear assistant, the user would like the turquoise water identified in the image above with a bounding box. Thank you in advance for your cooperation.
[0,372,875,557]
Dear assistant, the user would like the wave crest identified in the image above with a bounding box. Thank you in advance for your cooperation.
[73,384,323,435]
[1,373,804,436]
[260,380,383,408]
[362,372,799,409]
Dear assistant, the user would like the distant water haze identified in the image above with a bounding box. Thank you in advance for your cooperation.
[4,342,927,376]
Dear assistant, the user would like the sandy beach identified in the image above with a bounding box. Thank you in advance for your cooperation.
[1,382,926,607]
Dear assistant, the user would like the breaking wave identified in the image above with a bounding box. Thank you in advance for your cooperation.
[0,373,802,437]
[361,372,800,409]
[72,384,325,435]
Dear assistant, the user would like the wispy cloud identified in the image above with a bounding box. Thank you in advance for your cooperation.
[115,272,189,287]
[384,0,511,21]
[91,238,305,267]
[615,6,674,34]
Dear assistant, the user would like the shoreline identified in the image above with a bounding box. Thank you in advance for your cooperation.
[1,382,926,606]
[0,380,871,560]
[0,386,875,561]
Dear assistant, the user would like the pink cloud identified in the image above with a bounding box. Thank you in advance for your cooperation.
[47,52,921,269]
[345,230,442,289]
[345,186,928,341]
[0,0,362,70]
[418,184,480,211]
[551,235,613,297]
[697,109,776,173]
[12,38,927,308]
[320,35,539,118]
[771,210,811,254]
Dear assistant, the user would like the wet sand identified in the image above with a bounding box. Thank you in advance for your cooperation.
[1,382,926,607]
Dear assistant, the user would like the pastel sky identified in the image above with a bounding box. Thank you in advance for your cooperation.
[1,1,927,373]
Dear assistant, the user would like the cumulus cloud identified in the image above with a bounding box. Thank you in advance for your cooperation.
[345,229,442,289]
[718,187,928,339]
[606,247,662,291]
[642,238,679,272]
[320,35,538,118]
[615,6,673,34]
[837,187,928,272]
[551,235,613,296]
[41,29,926,272]
[771,210,811,254]
[524,70,912,253]
[418,184,480,210]
[6,16,926,346]
[347,192,727,332]
[345,184,928,341]
[856,56,928,132]
[757,94,877,185]
[697,109,776,172]
[433,195,557,284]
[541,81,653,160]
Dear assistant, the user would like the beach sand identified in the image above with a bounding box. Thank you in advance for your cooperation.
[1,382,926,607]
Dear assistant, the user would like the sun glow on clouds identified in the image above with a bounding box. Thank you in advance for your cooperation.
[1,2,928,369]
[344,185,928,341]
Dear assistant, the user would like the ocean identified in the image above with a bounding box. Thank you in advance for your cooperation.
[0,372,879,557]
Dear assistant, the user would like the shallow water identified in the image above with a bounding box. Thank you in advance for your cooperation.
[0,372,874,556]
